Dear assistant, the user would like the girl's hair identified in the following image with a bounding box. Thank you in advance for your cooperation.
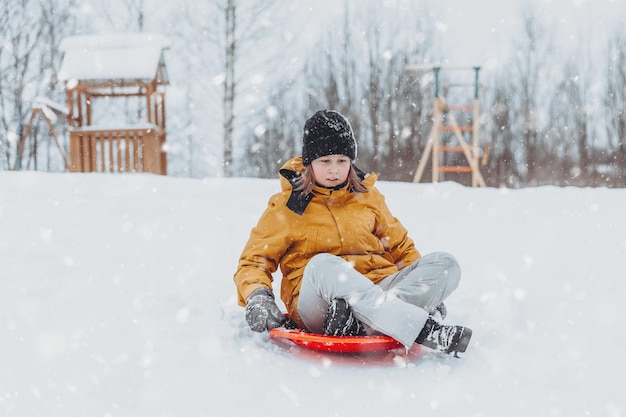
[294,164,368,195]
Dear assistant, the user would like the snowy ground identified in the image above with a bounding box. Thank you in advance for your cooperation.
[1,171,624,417]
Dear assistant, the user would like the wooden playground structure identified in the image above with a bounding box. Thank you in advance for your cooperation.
[16,33,170,175]
[15,97,71,171]
[406,66,487,187]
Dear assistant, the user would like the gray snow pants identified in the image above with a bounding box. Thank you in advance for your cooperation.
[297,252,461,348]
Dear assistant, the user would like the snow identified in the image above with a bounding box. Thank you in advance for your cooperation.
[1,171,624,416]
[58,33,170,83]
[72,123,161,132]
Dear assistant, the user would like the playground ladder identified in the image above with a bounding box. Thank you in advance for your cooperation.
[411,66,486,187]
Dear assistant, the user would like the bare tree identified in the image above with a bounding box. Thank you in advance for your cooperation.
[87,0,147,31]
[124,0,146,30]
[30,0,78,171]
[362,8,435,181]
[485,75,522,187]
[544,57,598,186]
[0,0,44,170]
[363,19,385,172]
[605,27,626,186]
[243,86,302,178]
[221,0,236,177]
[514,7,542,183]
[297,3,436,181]
[202,0,292,176]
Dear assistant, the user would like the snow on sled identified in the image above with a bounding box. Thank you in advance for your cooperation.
[269,327,404,353]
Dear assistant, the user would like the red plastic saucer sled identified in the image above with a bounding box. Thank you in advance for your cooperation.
[269,328,403,353]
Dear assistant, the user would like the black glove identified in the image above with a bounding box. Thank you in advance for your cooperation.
[245,287,287,332]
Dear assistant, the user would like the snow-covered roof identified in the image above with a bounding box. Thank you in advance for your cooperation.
[58,33,170,85]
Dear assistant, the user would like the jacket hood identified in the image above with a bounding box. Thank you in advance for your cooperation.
[278,157,375,215]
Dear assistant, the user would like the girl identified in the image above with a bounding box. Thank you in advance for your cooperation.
[234,110,472,356]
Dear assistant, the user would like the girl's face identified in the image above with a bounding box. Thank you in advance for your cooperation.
[310,154,351,188]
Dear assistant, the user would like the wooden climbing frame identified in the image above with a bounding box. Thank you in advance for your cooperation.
[62,33,170,175]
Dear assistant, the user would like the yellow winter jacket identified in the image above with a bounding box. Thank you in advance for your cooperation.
[234,157,421,327]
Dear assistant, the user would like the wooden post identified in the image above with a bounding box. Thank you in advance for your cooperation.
[432,98,443,183]
[142,129,161,174]
[472,98,480,187]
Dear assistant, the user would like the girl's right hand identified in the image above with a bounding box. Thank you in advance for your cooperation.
[245,287,287,332]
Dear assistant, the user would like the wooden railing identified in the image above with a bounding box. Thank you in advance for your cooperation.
[69,125,166,175]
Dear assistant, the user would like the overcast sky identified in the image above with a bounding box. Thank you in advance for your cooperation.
[297,0,625,70]
[426,0,625,68]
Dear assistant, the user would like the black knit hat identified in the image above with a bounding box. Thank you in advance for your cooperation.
[302,110,357,166]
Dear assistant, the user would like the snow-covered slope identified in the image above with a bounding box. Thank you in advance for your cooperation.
[1,172,623,417]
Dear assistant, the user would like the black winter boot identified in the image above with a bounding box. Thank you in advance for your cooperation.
[322,299,367,337]
[415,316,472,357]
